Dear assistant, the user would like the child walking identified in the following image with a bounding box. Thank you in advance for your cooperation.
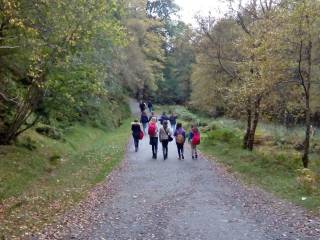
[174,123,186,160]
[131,120,143,152]
[148,117,159,159]
[189,125,201,159]
[159,120,172,160]
[140,111,149,134]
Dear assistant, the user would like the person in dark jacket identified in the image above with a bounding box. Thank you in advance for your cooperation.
[131,120,142,152]
[159,112,169,125]
[139,100,146,112]
[147,100,153,112]
[140,111,149,134]
[169,112,177,133]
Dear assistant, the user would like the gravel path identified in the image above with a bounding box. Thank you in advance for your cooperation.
[37,100,320,240]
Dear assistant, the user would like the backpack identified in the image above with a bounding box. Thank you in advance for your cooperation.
[176,132,184,144]
[192,131,200,145]
[139,130,144,140]
[148,122,157,136]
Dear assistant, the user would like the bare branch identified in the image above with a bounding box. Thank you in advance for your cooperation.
[217,43,238,80]
[0,45,20,49]
[236,12,251,35]
[260,0,266,14]
[298,40,308,95]
[0,91,19,104]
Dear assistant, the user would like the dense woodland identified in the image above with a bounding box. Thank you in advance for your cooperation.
[1,0,320,166]
[190,0,320,168]
[0,0,194,145]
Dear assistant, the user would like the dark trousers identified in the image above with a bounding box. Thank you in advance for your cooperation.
[133,136,139,151]
[161,140,169,159]
[150,137,158,157]
[176,143,184,158]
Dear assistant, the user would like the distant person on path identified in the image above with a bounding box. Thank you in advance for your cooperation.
[139,100,146,113]
[159,112,169,125]
[147,100,153,112]
[188,125,201,159]
[148,117,159,159]
[174,123,186,160]
[169,112,177,133]
[149,112,157,122]
[140,111,149,134]
[159,120,172,160]
[131,120,143,152]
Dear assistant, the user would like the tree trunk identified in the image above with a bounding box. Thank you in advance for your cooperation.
[0,85,41,145]
[247,97,261,151]
[243,106,252,149]
[302,37,312,168]
[302,97,311,168]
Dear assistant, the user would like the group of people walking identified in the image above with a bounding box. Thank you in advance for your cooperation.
[131,100,200,160]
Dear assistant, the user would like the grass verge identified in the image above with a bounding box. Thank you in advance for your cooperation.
[156,105,320,211]
[0,119,131,239]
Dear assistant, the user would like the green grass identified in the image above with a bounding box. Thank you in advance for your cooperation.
[157,105,320,211]
[199,141,320,210]
[0,119,131,239]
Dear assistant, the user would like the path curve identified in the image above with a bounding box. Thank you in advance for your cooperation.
[38,99,320,240]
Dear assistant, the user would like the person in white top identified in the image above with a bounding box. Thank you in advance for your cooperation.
[159,120,172,160]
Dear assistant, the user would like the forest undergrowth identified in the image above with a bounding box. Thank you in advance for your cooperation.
[160,105,320,211]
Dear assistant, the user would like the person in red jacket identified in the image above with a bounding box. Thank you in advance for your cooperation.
[188,124,200,159]
[148,117,159,159]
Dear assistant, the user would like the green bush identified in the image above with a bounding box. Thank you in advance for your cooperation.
[196,119,208,127]
[36,126,63,140]
[207,128,241,145]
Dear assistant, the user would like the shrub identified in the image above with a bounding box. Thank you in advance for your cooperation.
[296,168,319,194]
[196,119,208,127]
[207,128,241,145]
[36,126,63,140]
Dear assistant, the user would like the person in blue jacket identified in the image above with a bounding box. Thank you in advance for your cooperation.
[140,111,149,134]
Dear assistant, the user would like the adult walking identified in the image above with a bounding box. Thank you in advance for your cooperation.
[131,120,143,152]
[159,112,169,125]
[139,100,146,113]
[148,117,159,159]
[174,123,186,160]
[147,100,153,112]
[159,120,172,160]
[149,112,157,122]
[169,112,177,133]
[140,111,149,134]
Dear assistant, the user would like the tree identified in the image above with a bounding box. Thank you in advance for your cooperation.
[281,0,320,167]
[0,0,127,144]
